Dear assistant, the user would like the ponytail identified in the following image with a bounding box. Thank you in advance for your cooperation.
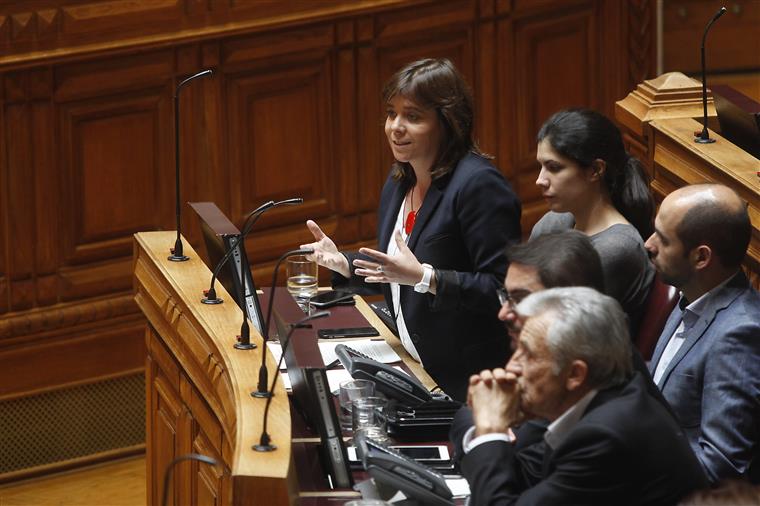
[609,155,654,240]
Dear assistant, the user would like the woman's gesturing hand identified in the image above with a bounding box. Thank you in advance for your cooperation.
[354,230,431,290]
[300,220,350,278]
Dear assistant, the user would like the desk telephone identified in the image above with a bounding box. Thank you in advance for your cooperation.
[356,436,454,506]
[335,344,432,405]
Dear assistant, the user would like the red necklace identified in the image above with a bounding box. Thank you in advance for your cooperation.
[405,188,417,235]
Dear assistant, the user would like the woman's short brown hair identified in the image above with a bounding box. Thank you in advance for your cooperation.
[382,58,484,183]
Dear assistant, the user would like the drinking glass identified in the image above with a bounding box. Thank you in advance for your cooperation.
[286,255,318,313]
[352,396,389,443]
[339,379,375,428]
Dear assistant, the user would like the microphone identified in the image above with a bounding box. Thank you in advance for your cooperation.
[695,6,727,144]
[169,69,213,262]
[252,247,315,397]
[253,310,330,452]
[161,453,218,506]
[201,198,303,305]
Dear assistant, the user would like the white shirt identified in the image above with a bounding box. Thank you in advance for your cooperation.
[462,389,598,453]
[387,200,422,363]
[652,277,733,385]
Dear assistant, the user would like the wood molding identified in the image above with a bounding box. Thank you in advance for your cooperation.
[0,1,423,71]
[616,71,715,138]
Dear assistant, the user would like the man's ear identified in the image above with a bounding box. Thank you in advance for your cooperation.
[588,159,606,182]
[691,244,713,271]
[565,360,588,391]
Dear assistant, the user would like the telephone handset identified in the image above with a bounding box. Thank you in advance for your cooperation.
[334,344,432,405]
[356,436,454,506]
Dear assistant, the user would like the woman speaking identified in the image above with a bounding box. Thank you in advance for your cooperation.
[302,58,521,401]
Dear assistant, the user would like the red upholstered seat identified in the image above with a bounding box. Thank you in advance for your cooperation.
[635,274,679,361]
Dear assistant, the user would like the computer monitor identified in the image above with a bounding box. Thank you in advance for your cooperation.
[712,85,760,159]
[189,202,267,336]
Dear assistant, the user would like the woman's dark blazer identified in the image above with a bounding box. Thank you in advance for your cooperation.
[334,153,522,400]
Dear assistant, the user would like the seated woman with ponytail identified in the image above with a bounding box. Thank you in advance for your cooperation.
[530,108,655,333]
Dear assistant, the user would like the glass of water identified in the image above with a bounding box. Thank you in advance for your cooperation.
[286,255,318,313]
[352,396,389,443]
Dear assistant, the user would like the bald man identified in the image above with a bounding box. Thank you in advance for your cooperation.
[645,183,760,484]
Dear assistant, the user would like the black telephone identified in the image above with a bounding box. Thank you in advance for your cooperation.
[334,344,432,405]
[356,436,454,506]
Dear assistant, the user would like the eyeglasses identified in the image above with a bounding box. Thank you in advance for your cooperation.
[496,287,531,307]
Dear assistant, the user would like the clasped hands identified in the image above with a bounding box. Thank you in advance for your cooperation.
[468,368,526,438]
[300,220,426,287]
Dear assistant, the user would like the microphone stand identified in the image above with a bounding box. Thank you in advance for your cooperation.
[202,198,303,304]
[695,6,727,144]
[161,453,219,506]
[253,310,330,452]
[169,69,213,262]
[252,247,315,398]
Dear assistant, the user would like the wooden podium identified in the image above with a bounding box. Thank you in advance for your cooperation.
[134,231,294,505]
[133,231,437,505]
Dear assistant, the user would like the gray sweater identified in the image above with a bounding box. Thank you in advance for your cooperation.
[530,212,654,333]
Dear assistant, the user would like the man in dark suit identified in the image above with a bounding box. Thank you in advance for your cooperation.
[459,286,707,505]
[645,183,760,484]
[451,231,671,462]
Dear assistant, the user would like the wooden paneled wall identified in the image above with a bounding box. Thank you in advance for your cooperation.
[0,0,655,480]
[663,0,760,74]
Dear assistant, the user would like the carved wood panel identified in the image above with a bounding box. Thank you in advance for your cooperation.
[225,50,335,264]
[146,326,230,506]
[192,421,226,506]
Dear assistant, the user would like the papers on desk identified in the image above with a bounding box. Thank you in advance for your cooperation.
[319,339,401,366]
[266,342,286,369]
[269,337,403,395]
[386,476,470,502]
[266,339,401,370]
[445,476,471,498]
[280,366,407,395]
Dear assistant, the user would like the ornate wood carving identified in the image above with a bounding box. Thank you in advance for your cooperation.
[627,0,655,90]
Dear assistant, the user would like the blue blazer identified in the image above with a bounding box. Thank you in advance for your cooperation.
[335,153,521,400]
[649,271,760,483]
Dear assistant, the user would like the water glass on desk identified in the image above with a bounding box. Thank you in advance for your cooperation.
[339,379,375,428]
[286,255,318,313]
[352,396,389,443]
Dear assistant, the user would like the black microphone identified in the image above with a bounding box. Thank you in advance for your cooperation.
[161,453,219,506]
[253,310,330,452]
[169,69,213,262]
[202,198,303,304]
[252,247,315,397]
[695,6,727,144]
